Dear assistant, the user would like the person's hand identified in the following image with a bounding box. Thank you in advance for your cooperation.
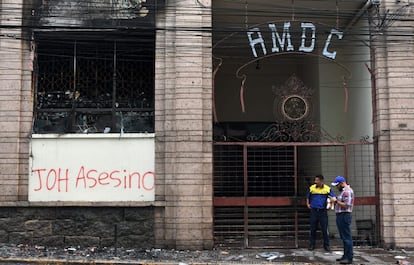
[329,196,337,203]
[307,204,311,209]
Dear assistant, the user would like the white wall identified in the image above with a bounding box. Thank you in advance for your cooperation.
[29,134,155,202]
[319,21,373,142]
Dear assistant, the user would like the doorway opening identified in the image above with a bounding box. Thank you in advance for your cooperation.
[213,141,377,248]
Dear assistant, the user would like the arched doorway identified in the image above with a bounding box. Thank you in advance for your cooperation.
[212,1,378,247]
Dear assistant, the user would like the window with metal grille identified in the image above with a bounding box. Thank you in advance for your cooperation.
[33,32,155,134]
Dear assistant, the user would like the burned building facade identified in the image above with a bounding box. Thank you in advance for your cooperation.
[0,0,413,249]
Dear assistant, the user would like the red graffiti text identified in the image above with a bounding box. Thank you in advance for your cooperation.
[32,166,155,192]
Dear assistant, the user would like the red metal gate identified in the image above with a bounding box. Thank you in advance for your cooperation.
[213,142,378,248]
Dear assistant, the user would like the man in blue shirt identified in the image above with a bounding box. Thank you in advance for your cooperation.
[306,174,336,251]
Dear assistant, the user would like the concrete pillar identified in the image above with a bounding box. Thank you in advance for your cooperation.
[0,0,33,202]
[154,0,213,249]
[372,0,414,248]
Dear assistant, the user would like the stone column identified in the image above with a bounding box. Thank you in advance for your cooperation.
[372,0,414,248]
[154,0,213,249]
[0,0,33,201]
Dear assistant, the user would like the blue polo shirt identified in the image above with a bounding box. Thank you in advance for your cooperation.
[307,184,335,209]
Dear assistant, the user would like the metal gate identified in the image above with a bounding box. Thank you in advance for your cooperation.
[213,141,378,248]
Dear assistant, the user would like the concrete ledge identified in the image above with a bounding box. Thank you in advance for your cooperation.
[0,201,166,207]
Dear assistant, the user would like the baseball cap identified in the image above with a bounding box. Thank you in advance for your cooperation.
[331,175,346,186]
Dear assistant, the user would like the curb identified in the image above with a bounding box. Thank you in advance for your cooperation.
[0,258,313,265]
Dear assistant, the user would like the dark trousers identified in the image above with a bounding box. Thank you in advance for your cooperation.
[309,208,330,249]
[336,212,353,261]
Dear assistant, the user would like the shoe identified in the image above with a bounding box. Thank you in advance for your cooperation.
[324,246,331,252]
[339,259,353,264]
[336,257,345,261]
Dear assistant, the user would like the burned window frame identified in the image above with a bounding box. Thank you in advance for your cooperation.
[33,31,155,134]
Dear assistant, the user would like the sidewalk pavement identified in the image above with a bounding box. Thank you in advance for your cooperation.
[0,245,413,265]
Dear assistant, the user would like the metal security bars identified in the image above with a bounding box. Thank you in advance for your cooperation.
[33,32,155,134]
[213,142,378,248]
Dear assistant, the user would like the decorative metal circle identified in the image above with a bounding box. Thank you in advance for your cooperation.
[281,95,309,121]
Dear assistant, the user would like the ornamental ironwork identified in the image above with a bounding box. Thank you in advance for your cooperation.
[246,121,343,142]
[273,74,313,122]
[33,33,154,134]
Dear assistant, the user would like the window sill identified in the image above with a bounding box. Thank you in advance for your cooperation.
[0,201,165,207]
[32,133,155,139]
